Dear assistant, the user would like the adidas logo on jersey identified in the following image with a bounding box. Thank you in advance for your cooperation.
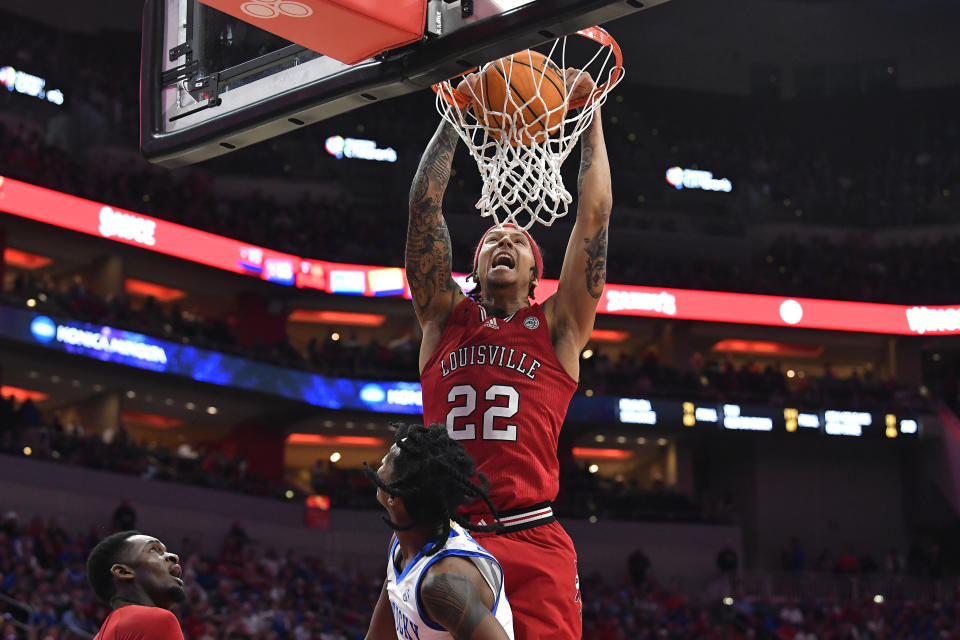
[483,317,499,330]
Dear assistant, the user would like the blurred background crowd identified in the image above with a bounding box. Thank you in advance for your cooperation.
[1,0,959,638]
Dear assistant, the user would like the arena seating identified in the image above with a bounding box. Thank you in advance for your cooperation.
[1,11,959,305]
[0,9,958,639]
[0,509,956,640]
[1,275,925,412]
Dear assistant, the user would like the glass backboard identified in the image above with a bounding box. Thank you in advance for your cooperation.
[140,0,672,167]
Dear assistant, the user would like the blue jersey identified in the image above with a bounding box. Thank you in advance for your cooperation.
[385,522,514,640]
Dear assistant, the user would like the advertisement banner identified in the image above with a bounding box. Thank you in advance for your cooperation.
[3,176,957,335]
[3,305,926,437]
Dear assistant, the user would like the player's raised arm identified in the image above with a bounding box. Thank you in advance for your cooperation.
[544,70,612,377]
[406,120,467,334]
[407,118,470,372]
[420,558,511,640]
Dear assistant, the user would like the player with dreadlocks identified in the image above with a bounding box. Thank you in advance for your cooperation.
[363,423,514,640]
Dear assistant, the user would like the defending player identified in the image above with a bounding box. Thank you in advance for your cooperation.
[405,70,610,639]
[86,531,186,640]
[363,423,514,640]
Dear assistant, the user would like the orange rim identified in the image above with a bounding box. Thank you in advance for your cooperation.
[567,26,623,110]
[431,26,624,111]
[432,68,478,109]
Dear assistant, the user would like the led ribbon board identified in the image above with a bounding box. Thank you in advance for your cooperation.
[0,177,302,285]
[2,177,958,334]
[612,395,921,438]
[4,305,926,434]
[9,307,423,414]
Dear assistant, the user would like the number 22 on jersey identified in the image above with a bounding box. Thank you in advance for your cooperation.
[446,384,519,441]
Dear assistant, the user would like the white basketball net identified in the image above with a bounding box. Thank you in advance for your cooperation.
[433,27,623,230]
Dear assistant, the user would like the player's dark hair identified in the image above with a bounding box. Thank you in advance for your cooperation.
[364,423,501,555]
[87,530,140,604]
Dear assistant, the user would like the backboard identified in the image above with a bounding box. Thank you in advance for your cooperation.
[141,0,673,167]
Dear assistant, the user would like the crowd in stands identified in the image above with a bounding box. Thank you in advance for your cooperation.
[607,233,960,306]
[0,513,378,640]
[4,272,262,363]
[4,96,960,304]
[3,12,960,638]
[0,391,718,523]
[0,13,139,153]
[0,394,295,501]
[581,574,960,640]
[3,271,925,413]
[2,507,960,640]
[603,85,960,228]
[580,349,925,411]
[558,463,708,523]
[2,12,960,305]
[777,536,952,581]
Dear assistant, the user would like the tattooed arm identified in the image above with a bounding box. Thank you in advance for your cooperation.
[407,120,467,372]
[420,558,510,640]
[544,73,612,380]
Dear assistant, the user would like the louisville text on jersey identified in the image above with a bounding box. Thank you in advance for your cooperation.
[438,345,542,380]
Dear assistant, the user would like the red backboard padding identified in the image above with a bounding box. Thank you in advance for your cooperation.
[198,0,427,65]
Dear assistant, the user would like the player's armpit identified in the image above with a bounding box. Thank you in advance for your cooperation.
[365,579,396,640]
[420,571,509,640]
[406,120,467,328]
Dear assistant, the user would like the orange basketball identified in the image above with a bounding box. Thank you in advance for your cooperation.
[472,49,567,145]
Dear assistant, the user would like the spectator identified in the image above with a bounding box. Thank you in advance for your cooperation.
[110,500,137,532]
[835,546,860,574]
[1,511,20,538]
[781,536,806,572]
[716,542,738,578]
[1,505,958,640]
[222,522,250,564]
[884,547,905,573]
[60,601,93,636]
[628,548,651,586]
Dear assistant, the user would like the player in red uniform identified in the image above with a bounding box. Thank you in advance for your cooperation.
[86,531,186,640]
[406,70,610,640]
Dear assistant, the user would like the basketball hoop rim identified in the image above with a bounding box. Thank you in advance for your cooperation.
[431,26,623,111]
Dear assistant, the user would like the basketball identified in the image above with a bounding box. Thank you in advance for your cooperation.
[472,49,568,145]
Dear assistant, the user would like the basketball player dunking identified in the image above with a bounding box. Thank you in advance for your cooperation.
[406,70,609,640]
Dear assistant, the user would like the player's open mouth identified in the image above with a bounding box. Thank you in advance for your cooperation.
[492,252,515,271]
[170,565,183,584]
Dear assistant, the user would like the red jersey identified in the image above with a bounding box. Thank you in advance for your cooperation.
[94,606,184,640]
[421,297,578,513]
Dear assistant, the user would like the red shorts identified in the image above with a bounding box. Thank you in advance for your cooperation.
[473,520,581,640]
